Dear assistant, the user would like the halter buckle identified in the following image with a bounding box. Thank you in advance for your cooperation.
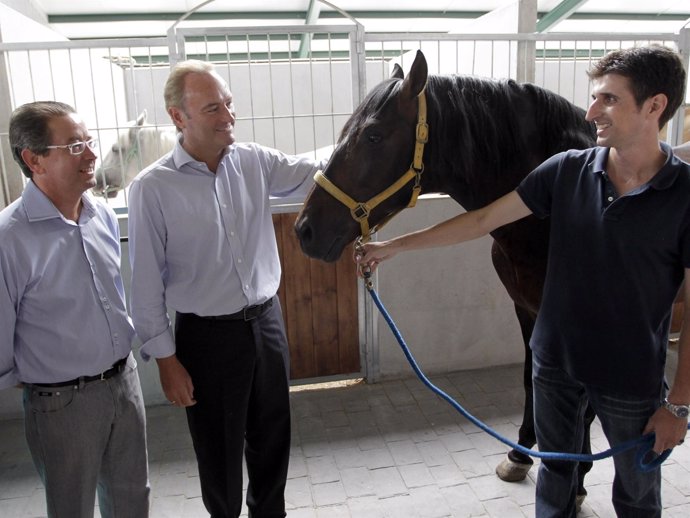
[416,122,429,143]
[351,203,370,222]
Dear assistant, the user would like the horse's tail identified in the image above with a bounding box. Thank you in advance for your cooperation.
[523,83,596,154]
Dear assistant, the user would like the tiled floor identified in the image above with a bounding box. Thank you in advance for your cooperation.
[1,362,689,517]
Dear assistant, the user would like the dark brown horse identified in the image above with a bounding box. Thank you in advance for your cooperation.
[294,50,597,495]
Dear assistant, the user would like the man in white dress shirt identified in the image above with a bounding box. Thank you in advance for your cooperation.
[128,60,326,518]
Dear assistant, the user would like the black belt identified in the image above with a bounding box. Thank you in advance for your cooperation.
[32,357,129,388]
[196,297,273,322]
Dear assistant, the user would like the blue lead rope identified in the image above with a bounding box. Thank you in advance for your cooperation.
[365,282,689,472]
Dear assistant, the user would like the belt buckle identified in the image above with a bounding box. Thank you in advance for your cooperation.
[243,305,256,321]
[243,303,264,321]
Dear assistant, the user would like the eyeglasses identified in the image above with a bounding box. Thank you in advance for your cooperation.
[45,138,99,156]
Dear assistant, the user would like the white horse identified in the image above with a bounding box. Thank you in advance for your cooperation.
[93,111,177,197]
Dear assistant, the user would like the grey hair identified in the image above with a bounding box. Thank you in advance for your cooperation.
[164,59,216,111]
[9,101,76,179]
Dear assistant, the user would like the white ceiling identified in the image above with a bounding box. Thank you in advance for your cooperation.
[15,0,690,39]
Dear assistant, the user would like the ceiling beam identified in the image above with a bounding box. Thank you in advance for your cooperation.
[536,0,588,33]
[298,0,321,58]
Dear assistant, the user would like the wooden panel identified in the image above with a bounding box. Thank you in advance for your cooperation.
[310,258,340,375]
[272,213,360,380]
[336,245,360,372]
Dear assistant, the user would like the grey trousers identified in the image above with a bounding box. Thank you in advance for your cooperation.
[23,353,150,518]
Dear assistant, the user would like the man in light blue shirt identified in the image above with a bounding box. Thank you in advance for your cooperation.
[128,60,326,518]
[0,101,150,518]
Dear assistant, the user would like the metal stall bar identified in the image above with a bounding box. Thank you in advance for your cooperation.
[0,37,170,209]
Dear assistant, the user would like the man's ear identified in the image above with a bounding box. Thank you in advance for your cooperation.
[20,148,46,176]
[648,93,668,119]
[168,107,185,130]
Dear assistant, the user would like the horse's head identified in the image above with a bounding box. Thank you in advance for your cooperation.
[93,111,176,197]
[295,50,429,261]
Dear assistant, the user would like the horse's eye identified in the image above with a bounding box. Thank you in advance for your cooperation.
[367,133,382,144]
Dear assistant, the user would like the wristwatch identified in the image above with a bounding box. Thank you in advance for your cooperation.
[663,398,690,419]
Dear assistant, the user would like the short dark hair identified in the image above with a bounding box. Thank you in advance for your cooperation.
[9,101,76,179]
[587,45,687,130]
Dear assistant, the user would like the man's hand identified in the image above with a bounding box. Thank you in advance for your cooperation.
[156,354,196,407]
[353,241,399,277]
[643,406,688,454]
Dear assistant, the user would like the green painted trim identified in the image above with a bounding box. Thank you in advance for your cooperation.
[110,49,405,65]
[536,0,589,33]
[47,10,690,25]
[567,12,690,21]
[118,47,609,66]
[48,12,307,23]
[537,49,607,59]
[181,33,351,44]
[47,11,488,24]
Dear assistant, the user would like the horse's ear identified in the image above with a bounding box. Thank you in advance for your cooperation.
[391,63,404,79]
[400,50,427,101]
[136,110,147,127]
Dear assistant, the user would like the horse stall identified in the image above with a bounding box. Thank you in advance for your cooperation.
[0,16,689,419]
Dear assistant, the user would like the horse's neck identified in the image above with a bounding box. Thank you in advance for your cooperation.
[420,146,514,211]
[138,128,175,164]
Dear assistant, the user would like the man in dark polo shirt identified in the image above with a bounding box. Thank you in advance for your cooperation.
[355,44,690,518]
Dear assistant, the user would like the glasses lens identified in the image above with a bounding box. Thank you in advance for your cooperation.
[86,139,98,150]
[69,142,86,155]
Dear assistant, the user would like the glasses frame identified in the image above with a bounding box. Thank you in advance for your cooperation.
[45,138,99,156]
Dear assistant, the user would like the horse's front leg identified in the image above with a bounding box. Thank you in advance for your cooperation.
[495,303,536,480]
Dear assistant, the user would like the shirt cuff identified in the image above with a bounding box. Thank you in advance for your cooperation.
[138,327,176,362]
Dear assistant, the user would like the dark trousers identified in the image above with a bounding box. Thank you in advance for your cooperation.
[175,297,291,518]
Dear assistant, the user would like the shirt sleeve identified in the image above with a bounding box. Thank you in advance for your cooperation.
[259,144,327,199]
[515,152,565,220]
[127,177,176,361]
[0,246,19,388]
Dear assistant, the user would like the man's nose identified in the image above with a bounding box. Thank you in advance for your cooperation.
[84,145,98,159]
[223,104,236,122]
[585,100,599,121]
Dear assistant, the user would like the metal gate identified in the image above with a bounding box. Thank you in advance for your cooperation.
[1,23,689,383]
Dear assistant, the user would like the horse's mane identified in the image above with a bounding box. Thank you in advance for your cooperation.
[424,74,595,188]
[335,72,594,202]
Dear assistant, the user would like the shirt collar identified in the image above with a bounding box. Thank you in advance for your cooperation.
[589,141,680,191]
[171,133,234,173]
[22,180,96,225]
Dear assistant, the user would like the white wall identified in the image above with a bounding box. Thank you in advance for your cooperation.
[372,197,524,380]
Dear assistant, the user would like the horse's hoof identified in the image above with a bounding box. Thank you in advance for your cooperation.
[495,456,532,482]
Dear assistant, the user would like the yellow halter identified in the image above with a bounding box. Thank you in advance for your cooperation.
[313,88,429,243]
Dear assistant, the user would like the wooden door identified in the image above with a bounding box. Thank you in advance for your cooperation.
[273,213,361,380]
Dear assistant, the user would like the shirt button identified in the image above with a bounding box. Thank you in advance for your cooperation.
[607,196,613,202]
[230,231,235,236]
[237,258,243,263]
